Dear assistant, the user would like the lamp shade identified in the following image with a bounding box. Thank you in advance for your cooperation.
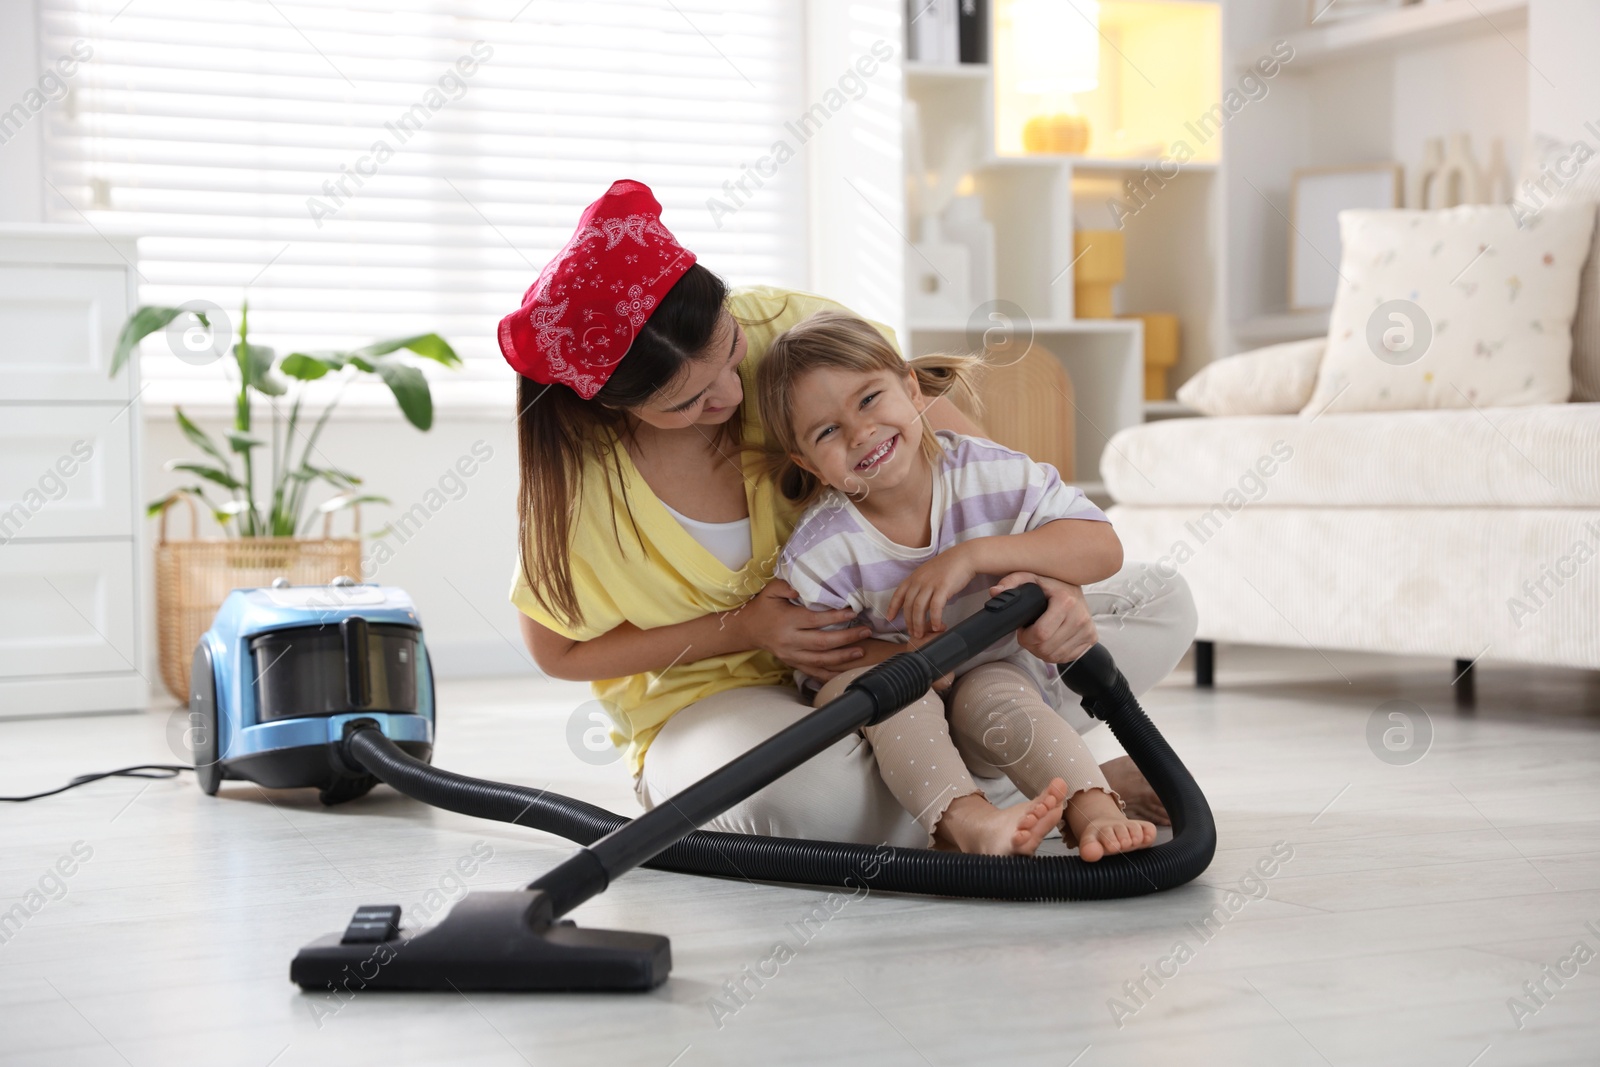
[1010,0,1100,95]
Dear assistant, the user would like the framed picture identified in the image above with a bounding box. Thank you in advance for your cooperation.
[1289,163,1403,311]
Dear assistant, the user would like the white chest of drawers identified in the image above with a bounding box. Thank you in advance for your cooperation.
[0,225,147,716]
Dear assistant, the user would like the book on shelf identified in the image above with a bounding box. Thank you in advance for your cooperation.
[959,0,988,64]
[906,0,987,65]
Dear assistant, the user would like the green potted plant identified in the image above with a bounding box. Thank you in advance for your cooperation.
[112,301,461,700]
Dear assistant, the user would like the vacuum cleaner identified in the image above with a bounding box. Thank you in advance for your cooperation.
[188,579,1215,993]
[187,578,435,805]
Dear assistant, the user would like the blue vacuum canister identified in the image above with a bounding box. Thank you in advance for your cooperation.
[189,579,435,804]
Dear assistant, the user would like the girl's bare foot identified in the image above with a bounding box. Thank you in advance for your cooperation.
[1063,787,1158,862]
[1101,756,1170,826]
[932,779,1069,856]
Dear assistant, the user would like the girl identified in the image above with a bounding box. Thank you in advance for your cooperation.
[758,310,1160,859]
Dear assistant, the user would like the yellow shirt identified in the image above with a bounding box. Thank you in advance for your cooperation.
[510,285,899,777]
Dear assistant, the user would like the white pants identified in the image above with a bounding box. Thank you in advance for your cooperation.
[634,561,1196,848]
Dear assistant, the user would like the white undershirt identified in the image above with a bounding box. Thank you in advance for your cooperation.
[660,501,753,572]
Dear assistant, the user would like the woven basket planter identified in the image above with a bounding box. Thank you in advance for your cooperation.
[154,495,362,703]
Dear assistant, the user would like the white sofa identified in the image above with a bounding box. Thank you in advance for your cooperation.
[1102,402,1600,675]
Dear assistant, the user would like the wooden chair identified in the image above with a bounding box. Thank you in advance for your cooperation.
[949,343,1076,480]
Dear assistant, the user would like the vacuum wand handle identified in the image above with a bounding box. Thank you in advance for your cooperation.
[912,582,1049,674]
[531,582,1055,916]
[841,582,1049,726]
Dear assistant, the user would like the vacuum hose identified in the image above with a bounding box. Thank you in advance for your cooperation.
[342,584,1215,905]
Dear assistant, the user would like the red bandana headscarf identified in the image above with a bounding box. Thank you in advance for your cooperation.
[496,179,697,399]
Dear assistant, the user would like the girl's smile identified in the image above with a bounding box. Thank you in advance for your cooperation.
[854,433,898,472]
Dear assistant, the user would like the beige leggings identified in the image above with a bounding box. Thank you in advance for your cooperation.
[813,659,1123,845]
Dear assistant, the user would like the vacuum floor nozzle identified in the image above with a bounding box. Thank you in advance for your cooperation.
[290,890,670,992]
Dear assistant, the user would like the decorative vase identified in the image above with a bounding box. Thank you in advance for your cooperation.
[1121,312,1181,399]
[1481,137,1512,204]
[906,216,973,321]
[1433,132,1484,208]
[1023,113,1091,155]
[1411,137,1444,208]
[941,194,996,305]
[1072,229,1125,319]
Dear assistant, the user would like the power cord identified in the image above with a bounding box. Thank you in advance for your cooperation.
[1,764,194,802]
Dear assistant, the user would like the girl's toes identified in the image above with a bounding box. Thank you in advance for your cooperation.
[1011,823,1045,854]
[1079,834,1104,862]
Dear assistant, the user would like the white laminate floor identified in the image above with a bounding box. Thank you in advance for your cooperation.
[4,646,1600,1067]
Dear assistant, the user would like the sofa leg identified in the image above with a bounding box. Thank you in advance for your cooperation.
[1194,641,1215,688]
[1453,658,1476,708]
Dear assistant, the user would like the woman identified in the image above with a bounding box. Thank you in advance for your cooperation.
[502,179,1196,848]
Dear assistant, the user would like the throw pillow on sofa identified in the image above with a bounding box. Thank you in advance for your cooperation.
[1301,203,1597,416]
[1176,337,1324,415]
[1519,132,1600,402]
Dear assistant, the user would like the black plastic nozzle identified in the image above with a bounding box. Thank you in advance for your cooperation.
[1057,643,1125,704]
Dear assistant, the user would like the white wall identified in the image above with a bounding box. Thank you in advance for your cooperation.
[1222,0,1312,344]
[804,0,905,341]
[1391,32,1527,180]
[0,0,45,223]
[142,402,531,687]
[1528,0,1600,144]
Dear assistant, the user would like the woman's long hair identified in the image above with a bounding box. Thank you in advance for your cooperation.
[515,262,737,632]
[755,310,985,509]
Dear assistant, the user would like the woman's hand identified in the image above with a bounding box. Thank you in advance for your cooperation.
[888,543,978,640]
[988,570,1098,664]
[732,578,871,680]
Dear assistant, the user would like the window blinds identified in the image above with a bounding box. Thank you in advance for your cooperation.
[38,0,807,399]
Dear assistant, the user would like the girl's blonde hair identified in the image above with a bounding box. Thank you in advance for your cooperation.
[755,309,986,507]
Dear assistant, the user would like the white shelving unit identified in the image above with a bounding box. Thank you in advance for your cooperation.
[1233,308,1331,347]
[1143,398,1198,420]
[803,0,1225,482]
[897,3,1225,482]
[979,155,1220,173]
[1237,0,1529,71]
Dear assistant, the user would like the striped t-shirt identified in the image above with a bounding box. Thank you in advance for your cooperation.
[775,430,1109,704]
